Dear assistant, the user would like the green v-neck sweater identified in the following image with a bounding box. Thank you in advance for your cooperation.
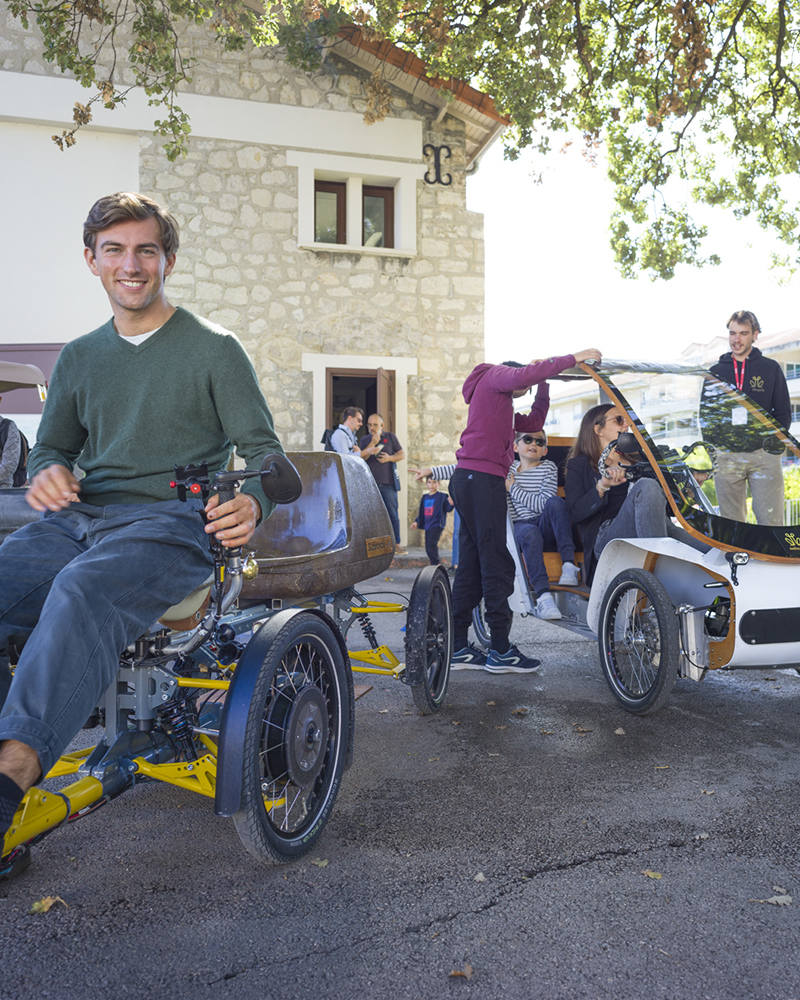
[28,307,283,518]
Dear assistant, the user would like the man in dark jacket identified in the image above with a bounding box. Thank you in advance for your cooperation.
[449,347,601,675]
[359,413,405,553]
[708,310,790,525]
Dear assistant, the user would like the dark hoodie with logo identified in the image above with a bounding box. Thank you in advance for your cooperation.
[705,346,791,452]
[456,356,577,479]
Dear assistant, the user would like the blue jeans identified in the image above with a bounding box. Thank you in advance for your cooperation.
[377,483,401,543]
[0,500,213,776]
[513,496,575,595]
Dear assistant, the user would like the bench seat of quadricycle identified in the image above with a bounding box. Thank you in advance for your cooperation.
[242,451,395,602]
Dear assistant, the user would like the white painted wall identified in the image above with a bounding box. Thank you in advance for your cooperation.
[0,121,139,343]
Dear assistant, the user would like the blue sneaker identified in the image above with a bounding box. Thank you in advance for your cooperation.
[450,644,487,670]
[484,645,541,674]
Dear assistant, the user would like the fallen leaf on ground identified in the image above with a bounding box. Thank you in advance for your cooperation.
[495,725,507,730]
[310,858,329,868]
[573,723,592,734]
[540,729,554,735]
[378,709,389,714]
[451,720,461,726]
[511,707,529,716]
[641,869,663,879]
[428,757,439,762]
[485,701,496,706]
[474,872,486,882]
[694,832,710,840]
[615,727,626,735]
[488,752,500,757]
[655,765,670,769]
[29,896,67,914]
[449,964,473,981]
[701,789,715,795]
[750,894,792,905]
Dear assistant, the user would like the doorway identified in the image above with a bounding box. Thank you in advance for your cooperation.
[326,367,395,431]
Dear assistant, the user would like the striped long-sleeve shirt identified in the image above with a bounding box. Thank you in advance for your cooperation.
[506,459,558,522]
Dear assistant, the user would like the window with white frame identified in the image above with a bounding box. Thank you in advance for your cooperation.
[288,150,422,256]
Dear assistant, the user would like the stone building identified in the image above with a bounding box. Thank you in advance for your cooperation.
[0,18,506,544]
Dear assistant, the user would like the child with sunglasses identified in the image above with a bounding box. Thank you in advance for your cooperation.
[565,403,708,586]
[507,430,579,620]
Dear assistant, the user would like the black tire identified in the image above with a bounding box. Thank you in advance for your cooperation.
[470,600,491,651]
[406,565,453,715]
[233,612,350,863]
[598,568,679,715]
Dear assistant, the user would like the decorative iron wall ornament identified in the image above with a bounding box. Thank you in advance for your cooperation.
[423,144,452,186]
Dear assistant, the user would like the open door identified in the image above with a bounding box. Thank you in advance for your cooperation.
[326,367,396,430]
[376,367,395,431]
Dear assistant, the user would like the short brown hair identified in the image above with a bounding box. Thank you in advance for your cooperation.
[83,192,180,256]
[727,309,760,334]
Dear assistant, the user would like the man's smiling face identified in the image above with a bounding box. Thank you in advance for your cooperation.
[728,318,758,360]
[84,216,175,324]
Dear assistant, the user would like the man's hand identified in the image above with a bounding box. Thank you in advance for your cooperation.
[26,465,81,512]
[409,466,433,481]
[376,452,392,463]
[573,348,603,365]
[204,492,261,548]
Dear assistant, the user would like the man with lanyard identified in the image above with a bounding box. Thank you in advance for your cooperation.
[0,192,283,844]
[708,310,790,525]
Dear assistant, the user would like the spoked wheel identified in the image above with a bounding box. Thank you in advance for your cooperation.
[233,612,350,863]
[598,568,679,715]
[405,565,453,715]
[470,600,491,651]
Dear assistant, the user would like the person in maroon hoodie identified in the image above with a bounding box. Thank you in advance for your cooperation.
[450,348,602,675]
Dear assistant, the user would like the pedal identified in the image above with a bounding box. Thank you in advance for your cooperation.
[0,843,32,881]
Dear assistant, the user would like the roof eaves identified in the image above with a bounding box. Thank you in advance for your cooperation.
[335,25,510,127]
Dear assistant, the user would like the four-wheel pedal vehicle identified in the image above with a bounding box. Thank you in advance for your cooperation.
[1,450,452,878]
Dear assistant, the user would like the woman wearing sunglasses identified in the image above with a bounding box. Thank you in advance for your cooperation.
[565,403,707,586]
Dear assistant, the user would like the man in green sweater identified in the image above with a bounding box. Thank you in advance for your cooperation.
[0,193,284,840]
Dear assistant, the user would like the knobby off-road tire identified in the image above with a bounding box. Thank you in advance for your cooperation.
[598,568,679,715]
[233,612,350,863]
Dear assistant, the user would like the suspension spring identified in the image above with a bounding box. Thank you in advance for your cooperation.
[358,613,379,650]
[160,693,198,761]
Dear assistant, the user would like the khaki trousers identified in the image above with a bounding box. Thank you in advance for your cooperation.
[714,449,785,526]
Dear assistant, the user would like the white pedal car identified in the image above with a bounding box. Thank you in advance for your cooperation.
[473,360,800,714]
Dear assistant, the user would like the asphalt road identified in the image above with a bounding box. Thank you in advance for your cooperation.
[2,566,800,1000]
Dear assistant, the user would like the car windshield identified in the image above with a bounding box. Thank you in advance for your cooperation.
[596,362,800,558]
